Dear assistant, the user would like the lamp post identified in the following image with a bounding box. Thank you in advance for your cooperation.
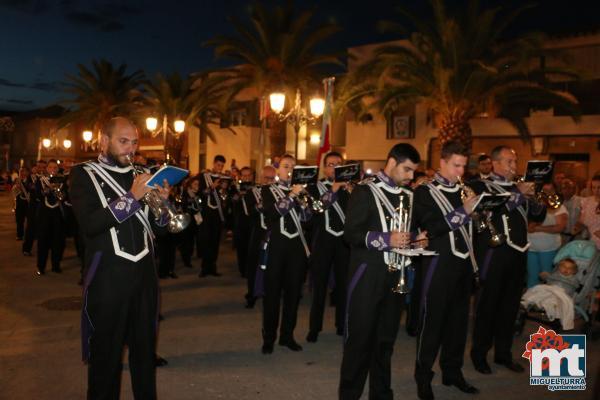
[38,135,73,160]
[145,115,185,162]
[269,88,324,160]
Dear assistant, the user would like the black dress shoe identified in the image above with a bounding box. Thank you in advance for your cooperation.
[199,272,208,277]
[155,356,168,367]
[169,271,178,279]
[279,339,303,351]
[52,267,62,273]
[472,358,492,374]
[306,331,318,343]
[261,343,274,354]
[494,359,524,373]
[183,263,193,268]
[159,273,169,279]
[244,299,255,309]
[416,381,434,400]
[442,377,479,394]
[210,272,222,277]
[23,251,32,256]
[36,270,45,276]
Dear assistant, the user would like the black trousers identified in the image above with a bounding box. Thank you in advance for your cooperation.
[200,210,222,274]
[234,219,252,277]
[308,232,349,334]
[15,198,28,239]
[245,225,265,301]
[406,258,424,335]
[262,236,307,344]
[36,207,66,272]
[157,233,176,277]
[415,256,472,382]
[471,246,526,364]
[339,262,403,400]
[22,202,38,253]
[179,221,198,267]
[85,255,158,399]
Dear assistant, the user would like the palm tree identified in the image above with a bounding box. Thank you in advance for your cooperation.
[338,0,580,149]
[204,1,344,156]
[140,72,232,163]
[60,59,145,135]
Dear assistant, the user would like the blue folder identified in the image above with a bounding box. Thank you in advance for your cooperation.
[145,165,189,188]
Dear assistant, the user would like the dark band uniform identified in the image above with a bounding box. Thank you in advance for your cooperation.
[22,174,40,254]
[243,185,267,305]
[233,182,254,277]
[70,156,167,399]
[412,173,476,386]
[339,172,410,400]
[13,177,30,240]
[469,173,546,367]
[260,180,312,347]
[198,173,227,275]
[36,174,67,273]
[307,178,350,337]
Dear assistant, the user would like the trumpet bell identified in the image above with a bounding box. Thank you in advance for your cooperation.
[489,232,506,247]
[168,213,191,233]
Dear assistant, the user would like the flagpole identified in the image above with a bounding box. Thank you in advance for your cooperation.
[317,77,335,167]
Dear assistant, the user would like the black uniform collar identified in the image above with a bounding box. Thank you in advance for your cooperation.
[433,172,456,188]
[97,154,133,174]
[376,171,397,189]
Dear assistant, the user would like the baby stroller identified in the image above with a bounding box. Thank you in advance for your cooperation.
[516,240,600,334]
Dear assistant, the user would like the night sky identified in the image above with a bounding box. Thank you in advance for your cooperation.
[1,0,598,111]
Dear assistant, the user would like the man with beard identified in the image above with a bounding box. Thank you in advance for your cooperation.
[70,117,170,399]
[339,143,425,400]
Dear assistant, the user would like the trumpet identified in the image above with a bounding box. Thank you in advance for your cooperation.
[126,154,190,233]
[388,192,411,294]
[457,176,486,233]
[535,191,563,209]
[42,174,66,202]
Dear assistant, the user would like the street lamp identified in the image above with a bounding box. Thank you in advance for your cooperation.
[269,88,324,160]
[145,115,186,161]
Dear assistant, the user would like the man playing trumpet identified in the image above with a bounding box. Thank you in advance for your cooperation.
[339,143,425,400]
[411,141,480,399]
[469,146,546,375]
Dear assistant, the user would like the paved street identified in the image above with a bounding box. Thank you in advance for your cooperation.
[0,192,597,399]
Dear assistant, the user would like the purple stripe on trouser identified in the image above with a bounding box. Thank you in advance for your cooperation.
[480,249,494,281]
[344,263,368,342]
[419,256,439,317]
[254,266,265,298]
[81,251,102,362]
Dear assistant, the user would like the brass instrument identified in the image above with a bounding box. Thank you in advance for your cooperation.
[126,154,190,233]
[486,211,506,247]
[42,174,66,202]
[388,192,411,294]
[535,191,563,210]
[457,176,486,233]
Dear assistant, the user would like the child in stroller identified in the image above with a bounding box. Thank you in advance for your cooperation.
[517,240,599,333]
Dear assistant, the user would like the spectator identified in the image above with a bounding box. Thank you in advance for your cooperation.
[527,182,568,287]
[574,175,600,249]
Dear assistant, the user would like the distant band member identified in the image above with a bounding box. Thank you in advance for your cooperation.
[198,155,227,276]
[243,165,276,308]
[306,151,351,342]
[12,167,31,240]
[470,146,546,374]
[339,143,424,399]
[70,117,170,399]
[260,154,312,354]
[233,166,256,277]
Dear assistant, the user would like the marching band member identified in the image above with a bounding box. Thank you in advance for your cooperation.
[179,178,202,268]
[70,117,170,399]
[412,141,479,399]
[22,159,46,256]
[12,166,31,241]
[339,143,422,400]
[243,165,276,308]
[198,155,227,277]
[36,159,67,274]
[469,146,546,375]
[233,166,256,277]
[306,151,351,342]
[260,154,312,354]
